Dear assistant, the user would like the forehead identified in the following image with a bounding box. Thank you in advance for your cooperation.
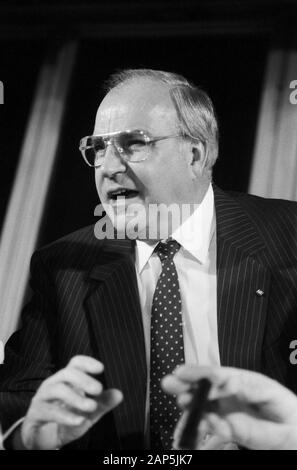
[93,78,178,134]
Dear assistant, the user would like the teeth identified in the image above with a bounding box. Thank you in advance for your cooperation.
[111,189,135,196]
[109,189,125,196]
[109,188,138,199]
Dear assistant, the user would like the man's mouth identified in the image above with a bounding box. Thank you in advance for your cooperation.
[107,188,140,200]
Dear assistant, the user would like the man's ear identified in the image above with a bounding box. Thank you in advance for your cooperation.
[189,141,208,178]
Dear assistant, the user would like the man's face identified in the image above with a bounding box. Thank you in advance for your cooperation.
[93,79,207,238]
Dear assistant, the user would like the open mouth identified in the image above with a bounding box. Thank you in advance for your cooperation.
[108,188,139,200]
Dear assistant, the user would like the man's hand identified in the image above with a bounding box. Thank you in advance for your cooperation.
[20,356,123,450]
[162,365,297,450]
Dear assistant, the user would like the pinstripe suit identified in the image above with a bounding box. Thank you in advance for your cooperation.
[1,185,297,449]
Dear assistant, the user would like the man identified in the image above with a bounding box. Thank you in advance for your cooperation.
[0,68,297,450]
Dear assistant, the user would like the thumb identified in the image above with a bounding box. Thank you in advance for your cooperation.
[94,389,123,420]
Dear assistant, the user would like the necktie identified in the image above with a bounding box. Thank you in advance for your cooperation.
[150,239,185,450]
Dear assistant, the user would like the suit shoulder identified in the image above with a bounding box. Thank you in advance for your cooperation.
[228,191,297,220]
[32,225,103,270]
[227,191,297,254]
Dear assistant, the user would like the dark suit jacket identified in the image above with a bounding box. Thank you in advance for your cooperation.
[1,185,297,449]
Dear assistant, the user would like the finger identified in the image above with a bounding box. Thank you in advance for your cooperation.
[36,382,98,414]
[174,365,220,384]
[206,410,297,450]
[177,391,194,409]
[203,369,293,407]
[161,374,192,395]
[197,434,237,450]
[173,366,289,406]
[173,365,264,392]
[67,356,104,375]
[27,401,86,427]
[46,367,103,397]
[89,389,123,423]
[223,370,297,408]
[203,413,234,442]
[96,389,123,414]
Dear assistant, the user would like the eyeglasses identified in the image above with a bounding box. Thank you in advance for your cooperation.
[79,129,181,168]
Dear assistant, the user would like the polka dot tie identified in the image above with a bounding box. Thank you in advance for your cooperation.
[150,238,184,450]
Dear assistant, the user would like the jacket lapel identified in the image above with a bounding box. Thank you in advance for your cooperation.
[85,239,147,449]
[213,185,271,371]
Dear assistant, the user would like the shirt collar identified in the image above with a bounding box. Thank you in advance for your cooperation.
[172,183,215,264]
[135,239,158,274]
[135,183,215,273]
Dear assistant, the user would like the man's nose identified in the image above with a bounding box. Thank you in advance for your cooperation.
[100,142,127,177]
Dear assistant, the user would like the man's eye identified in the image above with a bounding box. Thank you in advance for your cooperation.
[125,138,146,152]
[93,140,105,152]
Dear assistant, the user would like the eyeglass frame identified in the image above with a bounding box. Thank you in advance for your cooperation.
[79,129,192,168]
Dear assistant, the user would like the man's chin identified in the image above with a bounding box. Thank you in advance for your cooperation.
[112,216,148,240]
[102,200,185,240]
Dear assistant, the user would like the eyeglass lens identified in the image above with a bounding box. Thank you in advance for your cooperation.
[84,131,148,166]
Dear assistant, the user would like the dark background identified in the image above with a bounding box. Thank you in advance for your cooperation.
[0,0,295,247]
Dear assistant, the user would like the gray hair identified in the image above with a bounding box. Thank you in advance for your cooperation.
[105,69,219,175]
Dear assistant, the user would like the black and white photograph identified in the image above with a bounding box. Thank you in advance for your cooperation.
[0,0,297,458]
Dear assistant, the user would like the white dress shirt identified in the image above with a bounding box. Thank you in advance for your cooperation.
[135,183,220,368]
[135,183,220,444]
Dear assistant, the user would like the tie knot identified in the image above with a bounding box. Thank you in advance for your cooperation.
[155,239,181,263]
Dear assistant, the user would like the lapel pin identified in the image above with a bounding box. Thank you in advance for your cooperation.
[256,289,265,297]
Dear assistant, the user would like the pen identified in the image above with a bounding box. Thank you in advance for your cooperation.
[178,377,212,449]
